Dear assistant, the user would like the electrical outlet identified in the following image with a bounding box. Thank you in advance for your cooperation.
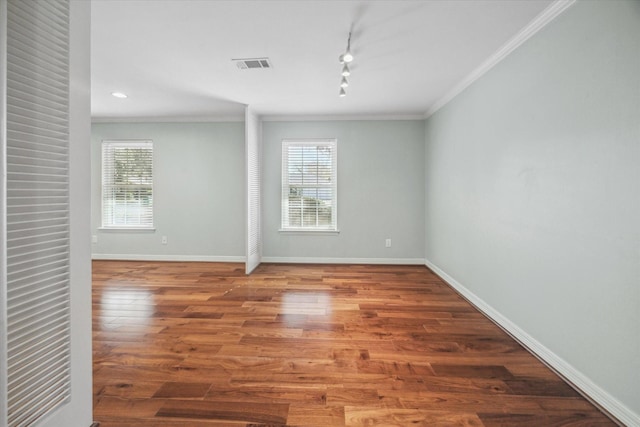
[161,236,168,245]
[92,235,98,244]
[385,238,391,248]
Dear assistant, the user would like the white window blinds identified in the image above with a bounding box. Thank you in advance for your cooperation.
[281,139,337,231]
[101,140,153,228]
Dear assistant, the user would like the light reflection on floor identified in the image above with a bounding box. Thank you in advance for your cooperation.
[280,291,332,323]
[97,286,154,332]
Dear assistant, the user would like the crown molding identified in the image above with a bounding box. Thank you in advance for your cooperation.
[91,115,245,124]
[91,113,426,124]
[424,0,577,119]
[261,114,426,122]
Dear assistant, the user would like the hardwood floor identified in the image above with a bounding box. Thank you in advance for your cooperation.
[92,261,615,426]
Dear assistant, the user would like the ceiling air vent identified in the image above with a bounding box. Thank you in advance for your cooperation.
[234,57,272,70]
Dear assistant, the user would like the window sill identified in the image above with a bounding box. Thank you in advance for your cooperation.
[279,229,340,235]
[99,227,156,233]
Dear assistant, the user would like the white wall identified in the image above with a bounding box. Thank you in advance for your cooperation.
[424,0,639,423]
[91,122,245,261]
[262,120,425,263]
[59,0,94,424]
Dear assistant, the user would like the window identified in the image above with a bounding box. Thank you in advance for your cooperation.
[281,139,337,231]
[102,140,154,228]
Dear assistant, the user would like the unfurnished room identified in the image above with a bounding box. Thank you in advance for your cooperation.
[0,0,638,426]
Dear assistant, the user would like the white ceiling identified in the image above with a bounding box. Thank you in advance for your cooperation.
[91,0,554,120]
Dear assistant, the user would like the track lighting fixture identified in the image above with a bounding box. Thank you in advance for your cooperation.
[338,31,354,97]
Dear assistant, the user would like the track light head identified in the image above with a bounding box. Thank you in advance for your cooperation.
[344,31,354,62]
[339,88,346,97]
[341,64,351,77]
[339,32,354,63]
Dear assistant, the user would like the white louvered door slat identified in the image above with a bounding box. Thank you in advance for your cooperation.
[249,134,260,256]
[245,107,262,274]
[3,0,72,426]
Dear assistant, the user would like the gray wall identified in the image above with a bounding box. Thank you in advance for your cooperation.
[424,0,639,420]
[262,120,425,262]
[91,122,245,259]
[91,119,425,263]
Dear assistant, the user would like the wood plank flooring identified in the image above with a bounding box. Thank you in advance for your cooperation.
[92,261,615,426]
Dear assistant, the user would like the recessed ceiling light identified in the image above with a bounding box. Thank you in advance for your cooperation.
[111,92,128,98]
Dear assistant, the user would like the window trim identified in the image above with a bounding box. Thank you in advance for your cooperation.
[281,138,338,232]
[101,139,154,230]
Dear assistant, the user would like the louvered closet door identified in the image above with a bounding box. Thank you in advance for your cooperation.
[3,0,72,425]
[245,106,262,274]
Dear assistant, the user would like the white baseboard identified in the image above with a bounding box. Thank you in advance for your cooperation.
[92,253,245,262]
[261,256,426,265]
[91,254,425,265]
[425,259,638,427]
